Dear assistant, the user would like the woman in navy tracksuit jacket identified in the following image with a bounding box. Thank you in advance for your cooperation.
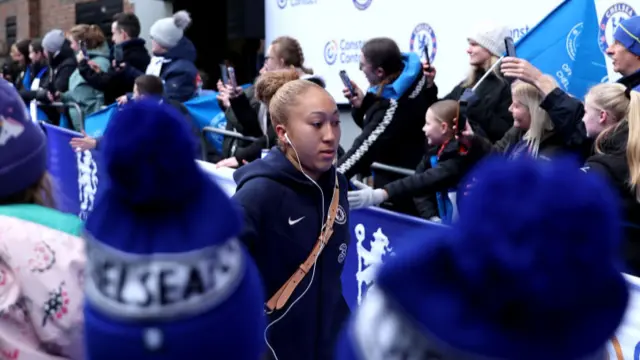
[232,70,350,360]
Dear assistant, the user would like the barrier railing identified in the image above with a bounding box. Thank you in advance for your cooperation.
[202,126,260,142]
[37,123,640,357]
[370,162,415,176]
[37,101,84,131]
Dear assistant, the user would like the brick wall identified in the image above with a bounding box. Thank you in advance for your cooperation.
[0,0,133,55]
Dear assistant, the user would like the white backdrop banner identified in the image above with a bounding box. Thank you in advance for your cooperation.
[266,0,640,103]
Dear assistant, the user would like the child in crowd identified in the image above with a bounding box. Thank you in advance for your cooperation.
[348,100,480,224]
[0,78,86,358]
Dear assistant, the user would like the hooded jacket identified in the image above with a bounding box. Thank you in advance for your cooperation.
[125,37,198,102]
[62,43,111,131]
[233,147,350,360]
[0,204,85,359]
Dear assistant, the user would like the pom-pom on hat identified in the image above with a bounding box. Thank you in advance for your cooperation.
[83,98,266,360]
[150,10,192,49]
[0,78,47,199]
[336,156,629,360]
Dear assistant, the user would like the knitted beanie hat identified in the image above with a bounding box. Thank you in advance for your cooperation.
[42,29,66,54]
[468,21,512,57]
[150,10,192,49]
[614,16,640,57]
[0,78,47,199]
[83,98,266,360]
[336,156,628,360]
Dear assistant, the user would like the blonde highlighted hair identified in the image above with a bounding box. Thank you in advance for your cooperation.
[270,36,313,75]
[68,24,106,50]
[587,83,640,198]
[512,79,555,158]
[462,55,503,88]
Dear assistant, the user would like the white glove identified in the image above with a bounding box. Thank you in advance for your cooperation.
[348,180,388,209]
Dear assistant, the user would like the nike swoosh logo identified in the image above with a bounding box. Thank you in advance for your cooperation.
[288,216,305,226]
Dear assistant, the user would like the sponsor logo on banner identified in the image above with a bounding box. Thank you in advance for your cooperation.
[599,3,637,54]
[409,23,437,63]
[353,0,372,10]
[76,150,99,221]
[566,22,583,61]
[277,0,317,9]
[511,25,530,42]
[354,224,394,305]
[324,39,365,65]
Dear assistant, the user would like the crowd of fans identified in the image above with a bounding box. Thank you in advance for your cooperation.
[1,7,640,360]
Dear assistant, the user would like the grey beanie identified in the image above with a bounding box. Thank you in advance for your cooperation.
[42,29,65,54]
[150,10,192,49]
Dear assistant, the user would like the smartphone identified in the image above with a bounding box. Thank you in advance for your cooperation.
[79,40,88,57]
[227,66,238,88]
[423,43,431,67]
[339,70,355,97]
[114,45,124,64]
[457,89,474,136]
[219,64,229,84]
[505,36,516,57]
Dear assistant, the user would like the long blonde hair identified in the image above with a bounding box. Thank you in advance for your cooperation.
[462,55,502,88]
[587,83,640,197]
[512,80,555,158]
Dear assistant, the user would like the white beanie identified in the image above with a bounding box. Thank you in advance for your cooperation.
[150,10,192,49]
[468,21,512,57]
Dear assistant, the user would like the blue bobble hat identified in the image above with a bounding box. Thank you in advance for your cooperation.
[614,16,640,56]
[83,98,266,360]
[336,156,629,360]
[0,78,47,199]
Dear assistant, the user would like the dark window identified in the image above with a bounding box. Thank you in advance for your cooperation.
[5,16,16,48]
[75,0,123,46]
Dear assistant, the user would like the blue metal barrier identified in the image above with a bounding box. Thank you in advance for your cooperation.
[43,123,443,309]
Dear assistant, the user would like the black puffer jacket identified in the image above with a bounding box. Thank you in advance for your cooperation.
[444,70,513,142]
[78,38,150,105]
[582,122,640,276]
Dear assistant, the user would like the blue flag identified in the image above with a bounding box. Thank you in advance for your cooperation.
[83,86,250,153]
[515,0,607,100]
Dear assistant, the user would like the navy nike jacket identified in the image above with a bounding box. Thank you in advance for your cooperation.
[233,147,351,360]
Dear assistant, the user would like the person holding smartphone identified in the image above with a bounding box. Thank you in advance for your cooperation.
[429,21,514,143]
[338,37,438,216]
[77,13,150,105]
[216,36,325,167]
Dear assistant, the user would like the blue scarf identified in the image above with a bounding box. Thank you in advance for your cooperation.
[368,52,422,100]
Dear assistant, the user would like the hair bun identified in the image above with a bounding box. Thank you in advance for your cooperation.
[255,69,300,105]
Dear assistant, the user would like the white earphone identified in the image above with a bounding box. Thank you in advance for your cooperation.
[264,130,335,360]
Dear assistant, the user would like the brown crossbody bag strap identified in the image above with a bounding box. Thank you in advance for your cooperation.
[265,175,340,314]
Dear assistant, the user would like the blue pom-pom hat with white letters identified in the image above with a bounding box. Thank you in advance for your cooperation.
[336,156,629,360]
[83,98,266,360]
